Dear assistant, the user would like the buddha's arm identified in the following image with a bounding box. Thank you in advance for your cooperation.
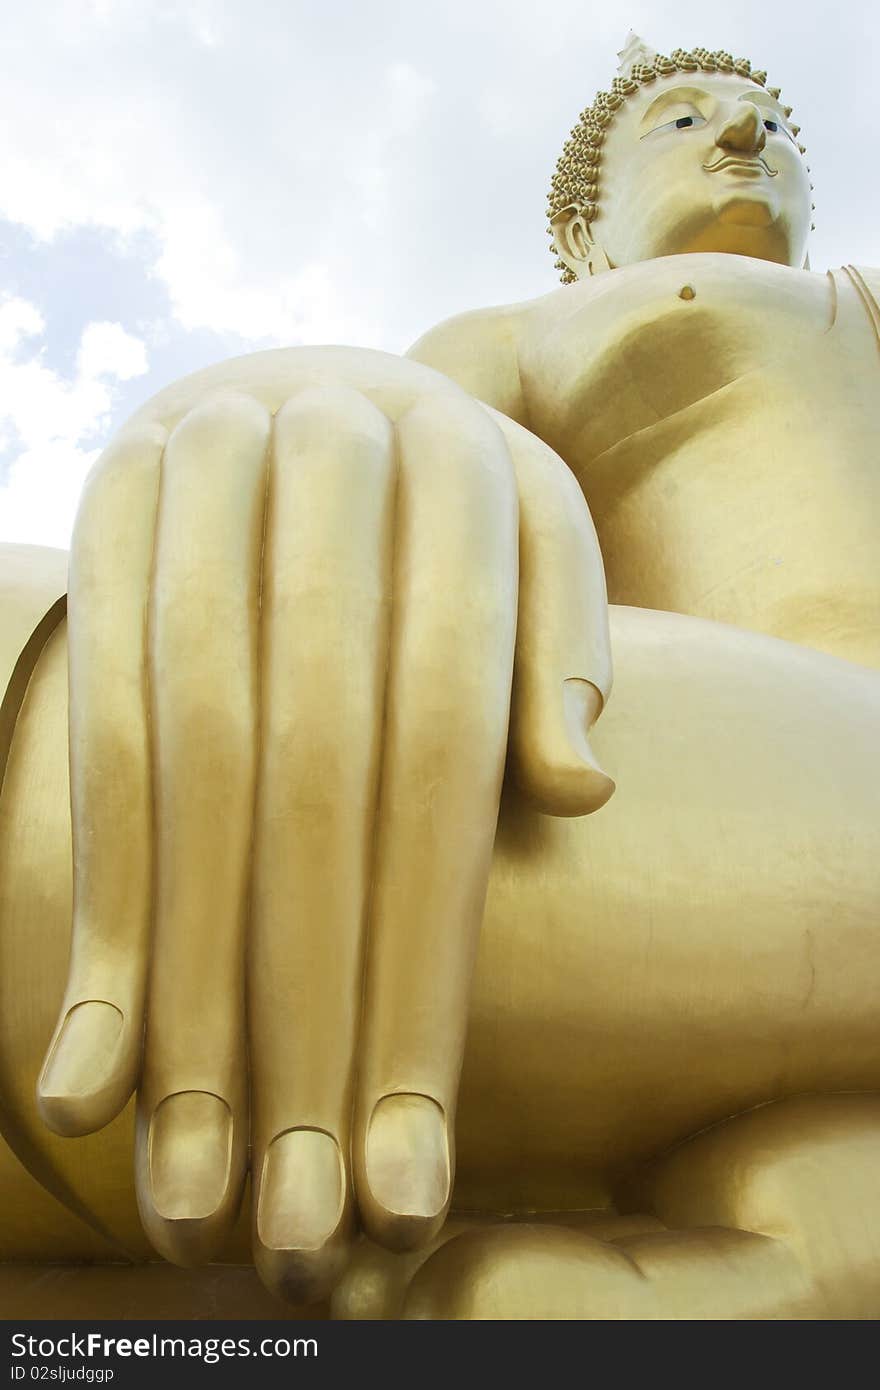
[406,304,530,423]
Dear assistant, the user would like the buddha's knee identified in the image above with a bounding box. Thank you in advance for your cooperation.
[635,1093,880,1319]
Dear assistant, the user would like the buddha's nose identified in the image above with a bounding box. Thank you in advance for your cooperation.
[715,102,766,155]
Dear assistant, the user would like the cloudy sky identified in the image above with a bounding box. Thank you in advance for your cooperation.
[2,0,877,548]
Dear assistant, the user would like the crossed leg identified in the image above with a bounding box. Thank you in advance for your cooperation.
[332,1094,880,1319]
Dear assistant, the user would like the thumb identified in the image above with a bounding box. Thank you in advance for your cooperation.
[496,414,614,816]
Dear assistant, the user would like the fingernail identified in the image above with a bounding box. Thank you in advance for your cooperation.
[257,1129,344,1251]
[365,1093,450,1219]
[149,1091,232,1220]
[39,1001,123,1098]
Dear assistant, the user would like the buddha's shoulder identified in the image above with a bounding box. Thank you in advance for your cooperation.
[403,257,866,411]
[406,298,537,420]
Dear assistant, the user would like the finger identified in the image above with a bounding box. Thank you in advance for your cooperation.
[37,425,164,1137]
[352,393,518,1251]
[249,386,396,1303]
[496,414,615,816]
[135,393,270,1267]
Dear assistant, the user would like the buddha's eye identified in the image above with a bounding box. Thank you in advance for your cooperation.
[764,119,779,132]
[643,111,707,138]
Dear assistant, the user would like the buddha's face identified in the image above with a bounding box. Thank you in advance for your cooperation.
[568,71,813,272]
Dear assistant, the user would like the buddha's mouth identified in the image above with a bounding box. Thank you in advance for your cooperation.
[703,154,778,177]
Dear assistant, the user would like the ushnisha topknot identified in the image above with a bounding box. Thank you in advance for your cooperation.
[547,33,812,283]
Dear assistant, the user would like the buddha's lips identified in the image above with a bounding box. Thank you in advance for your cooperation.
[703,154,778,177]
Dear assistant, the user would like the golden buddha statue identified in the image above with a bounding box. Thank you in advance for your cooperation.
[1,35,878,1320]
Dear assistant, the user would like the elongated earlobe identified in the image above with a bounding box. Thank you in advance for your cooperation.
[550,204,612,280]
[586,241,612,277]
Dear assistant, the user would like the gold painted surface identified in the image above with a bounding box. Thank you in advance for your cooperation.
[1,35,879,1318]
[0,1264,324,1320]
[0,545,66,704]
[0,544,66,813]
[0,625,147,1260]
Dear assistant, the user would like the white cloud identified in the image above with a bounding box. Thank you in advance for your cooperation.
[0,297,44,355]
[0,297,148,547]
[77,320,149,381]
[152,200,374,344]
[0,0,877,551]
[0,12,436,350]
[352,63,437,233]
[0,441,100,550]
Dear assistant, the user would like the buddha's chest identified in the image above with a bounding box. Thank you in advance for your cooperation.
[520,255,839,465]
[519,257,880,667]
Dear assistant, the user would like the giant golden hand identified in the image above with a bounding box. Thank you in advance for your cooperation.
[32,347,613,1302]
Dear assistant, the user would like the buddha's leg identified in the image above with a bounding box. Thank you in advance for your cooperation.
[393,1094,880,1319]
[453,604,880,1211]
[1,604,878,1260]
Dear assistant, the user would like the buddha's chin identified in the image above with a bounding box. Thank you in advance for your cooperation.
[674,197,796,265]
[715,191,775,228]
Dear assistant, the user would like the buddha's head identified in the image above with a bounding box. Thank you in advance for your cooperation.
[548,37,814,280]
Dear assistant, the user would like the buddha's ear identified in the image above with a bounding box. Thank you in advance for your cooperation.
[550,203,612,279]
